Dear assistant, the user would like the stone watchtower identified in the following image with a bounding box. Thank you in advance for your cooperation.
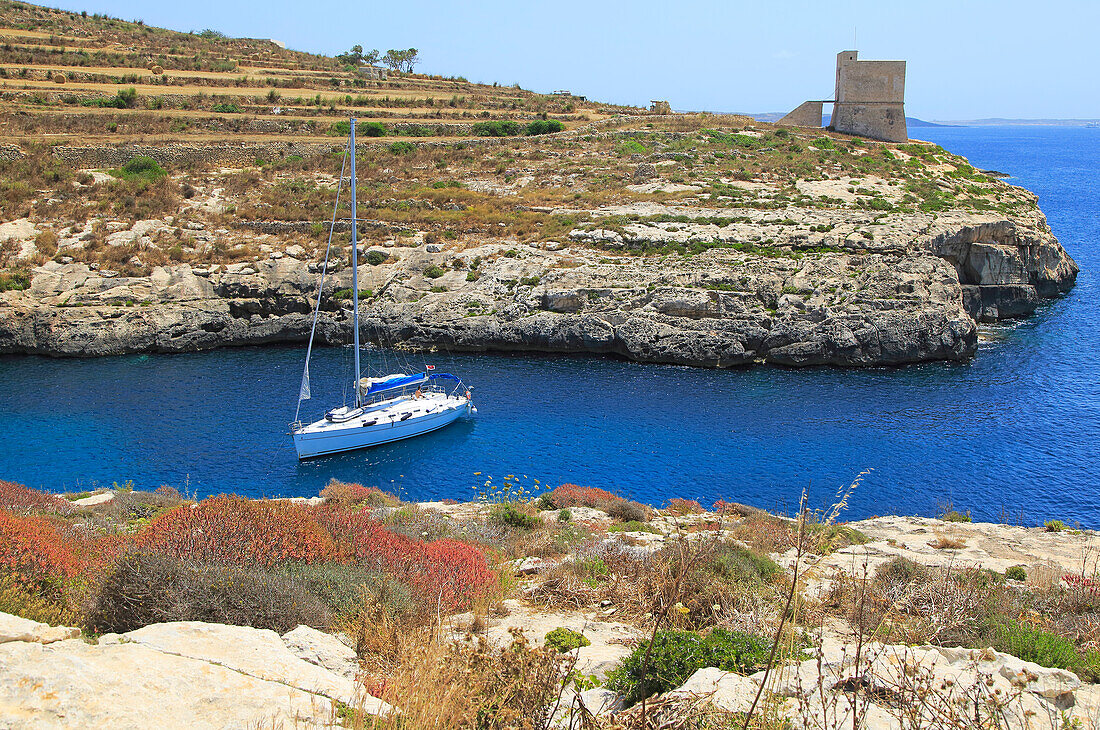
[778,50,908,143]
[831,51,906,142]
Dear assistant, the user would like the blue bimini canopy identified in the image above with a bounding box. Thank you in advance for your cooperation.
[364,372,462,396]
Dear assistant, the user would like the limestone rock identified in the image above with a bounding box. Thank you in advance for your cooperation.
[0,613,80,645]
[282,624,359,680]
[123,621,364,705]
[70,491,113,507]
[0,638,343,729]
[0,201,1076,369]
[670,667,761,713]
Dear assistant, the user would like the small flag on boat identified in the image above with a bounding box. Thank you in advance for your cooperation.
[299,365,311,401]
[425,364,435,370]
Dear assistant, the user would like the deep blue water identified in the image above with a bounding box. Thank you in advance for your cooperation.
[1,126,1098,524]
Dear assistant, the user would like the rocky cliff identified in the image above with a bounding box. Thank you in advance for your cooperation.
[0,119,1079,368]
[0,202,1076,367]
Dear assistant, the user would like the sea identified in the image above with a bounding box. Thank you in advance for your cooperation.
[1,126,1097,525]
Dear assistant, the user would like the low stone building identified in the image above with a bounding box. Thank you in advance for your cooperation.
[649,100,671,114]
[780,50,907,143]
[358,65,387,80]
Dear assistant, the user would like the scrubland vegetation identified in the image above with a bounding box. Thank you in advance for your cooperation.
[4,474,1100,728]
[0,1,1029,287]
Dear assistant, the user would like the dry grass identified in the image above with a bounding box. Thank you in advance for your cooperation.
[928,535,966,550]
[344,629,569,730]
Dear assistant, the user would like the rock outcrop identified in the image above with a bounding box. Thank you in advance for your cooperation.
[0,200,1076,368]
[0,616,392,729]
[657,641,1090,730]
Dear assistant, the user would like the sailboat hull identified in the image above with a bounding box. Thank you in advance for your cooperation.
[293,395,472,459]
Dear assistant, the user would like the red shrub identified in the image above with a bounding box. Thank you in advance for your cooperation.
[413,539,495,610]
[139,496,337,566]
[319,480,399,507]
[312,504,494,611]
[0,508,82,583]
[0,480,73,516]
[544,484,625,509]
[135,497,496,614]
[666,498,704,515]
[312,504,419,569]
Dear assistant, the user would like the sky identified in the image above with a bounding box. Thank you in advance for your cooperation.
[50,0,1100,120]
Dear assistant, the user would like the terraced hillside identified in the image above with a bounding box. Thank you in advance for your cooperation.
[0,0,625,147]
[0,1,1078,367]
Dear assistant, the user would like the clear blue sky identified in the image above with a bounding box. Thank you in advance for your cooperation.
[52,0,1100,120]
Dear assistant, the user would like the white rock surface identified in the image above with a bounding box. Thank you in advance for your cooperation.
[70,491,114,507]
[0,613,80,645]
[0,638,342,729]
[670,667,761,713]
[282,624,359,680]
[124,622,359,704]
[0,614,394,728]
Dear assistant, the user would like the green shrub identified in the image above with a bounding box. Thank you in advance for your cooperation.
[519,276,540,286]
[361,121,387,137]
[1006,565,1027,582]
[994,621,1100,681]
[333,288,371,300]
[113,156,167,183]
[365,250,387,265]
[557,509,572,523]
[544,627,590,653]
[388,141,415,155]
[82,86,138,109]
[212,102,241,113]
[0,270,31,292]
[1045,520,1066,532]
[465,271,480,282]
[525,119,564,136]
[490,502,540,530]
[708,543,782,583]
[276,561,399,616]
[471,120,521,137]
[615,139,648,156]
[0,572,73,626]
[328,120,351,137]
[502,249,518,258]
[607,629,772,705]
[608,520,658,534]
[424,265,445,279]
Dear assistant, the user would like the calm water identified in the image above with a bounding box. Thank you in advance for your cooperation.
[1,126,1097,524]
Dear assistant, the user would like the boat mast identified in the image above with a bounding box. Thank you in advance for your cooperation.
[349,118,362,408]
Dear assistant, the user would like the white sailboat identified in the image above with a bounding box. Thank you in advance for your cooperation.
[291,118,475,459]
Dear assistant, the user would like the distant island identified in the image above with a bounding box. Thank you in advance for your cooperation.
[935,118,1100,127]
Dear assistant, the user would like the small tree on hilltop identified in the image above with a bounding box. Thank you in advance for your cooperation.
[337,44,363,66]
[402,48,419,73]
[363,48,380,66]
[382,49,401,72]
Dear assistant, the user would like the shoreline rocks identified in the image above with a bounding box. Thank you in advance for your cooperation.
[0,206,1076,368]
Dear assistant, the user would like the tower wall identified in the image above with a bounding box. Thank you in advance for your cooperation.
[830,51,907,142]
